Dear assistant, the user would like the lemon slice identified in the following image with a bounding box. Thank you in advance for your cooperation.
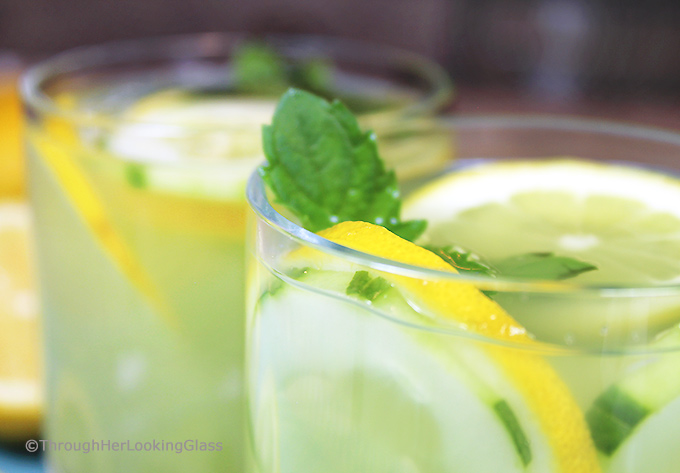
[251,221,600,472]
[404,159,680,286]
[403,159,680,345]
[107,90,276,200]
[0,79,25,197]
[0,201,42,441]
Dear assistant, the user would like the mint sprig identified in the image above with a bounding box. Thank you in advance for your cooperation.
[494,252,597,280]
[233,43,333,97]
[430,246,597,281]
[346,271,392,301]
[233,43,288,95]
[259,88,426,241]
[260,89,597,282]
[425,245,497,278]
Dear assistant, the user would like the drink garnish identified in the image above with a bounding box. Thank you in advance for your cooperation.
[260,88,596,281]
[233,42,332,97]
[259,88,426,241]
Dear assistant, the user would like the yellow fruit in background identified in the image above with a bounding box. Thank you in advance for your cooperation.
[0,201,42,442]
[0,68,43,441]
[0,78,25,197]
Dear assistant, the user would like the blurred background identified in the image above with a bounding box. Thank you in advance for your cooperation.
[0,0,678,471]
[0,0,679,127]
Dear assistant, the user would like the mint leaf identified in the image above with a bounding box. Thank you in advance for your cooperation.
[494,252,597,280]
[346,271,392,301]
[233,42,288,95]
[125,163,147,189]
[426,245,497,278]
[233,42,333,97]
[427,246,596,282]
[258,89,598,279]
[290,59,333,95]
[260,89,426,240]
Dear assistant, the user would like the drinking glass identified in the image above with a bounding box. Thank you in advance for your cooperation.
[246,116,680,473]
[21,32,453,472]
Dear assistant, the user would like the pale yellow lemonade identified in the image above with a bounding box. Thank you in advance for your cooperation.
[26,85,450,472]
[28,100,251,472]
[247,158,680,473]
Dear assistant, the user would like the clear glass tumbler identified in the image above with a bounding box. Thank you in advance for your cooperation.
[246,116,680,473]
[21,32,453,472]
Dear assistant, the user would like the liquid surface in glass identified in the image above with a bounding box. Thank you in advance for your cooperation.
[248,157,680,473]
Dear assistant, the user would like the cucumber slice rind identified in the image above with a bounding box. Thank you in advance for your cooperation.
[249,268,569,472]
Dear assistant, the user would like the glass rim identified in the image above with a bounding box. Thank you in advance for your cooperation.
[247,113,680,297]
[19,31,454,130]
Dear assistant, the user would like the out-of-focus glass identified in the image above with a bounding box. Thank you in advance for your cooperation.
[20,32,453,472]
[247,116,680,473]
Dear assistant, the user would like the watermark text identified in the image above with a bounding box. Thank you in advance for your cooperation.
[25,439,223,454]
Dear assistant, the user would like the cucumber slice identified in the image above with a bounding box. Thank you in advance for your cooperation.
[604,397,680,473]
[586,327,680,471]
[106,91,275,200]
[250,269,571,472]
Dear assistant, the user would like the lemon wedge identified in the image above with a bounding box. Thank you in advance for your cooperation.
[0,201,42,441]
[0,80,24,197]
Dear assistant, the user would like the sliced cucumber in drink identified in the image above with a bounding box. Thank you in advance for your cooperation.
[250,259,598,472]
[106,90,453,200]
[106,90,275,200]
[586,326,680,472]
[253,270,526,472]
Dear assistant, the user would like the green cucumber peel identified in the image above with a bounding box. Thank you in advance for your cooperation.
[586,386,650,455]
[586,329,680,456]
[493,400,532,466]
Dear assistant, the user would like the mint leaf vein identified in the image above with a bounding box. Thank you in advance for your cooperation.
[346,271,392,301]
[494,252,597,280]
[260,89,426,241]
[428,246,597,282]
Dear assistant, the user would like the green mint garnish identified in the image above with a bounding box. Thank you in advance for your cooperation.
[346,271,392,301]
[233,43,288,95]
[494,252,597,280]
[425,245,497,278]
[259,89,597,281]
[233,43,333,96]
[260,88,426,241]
[125,163,147,189]
[289,58,333,95]
[428,246,596,281]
